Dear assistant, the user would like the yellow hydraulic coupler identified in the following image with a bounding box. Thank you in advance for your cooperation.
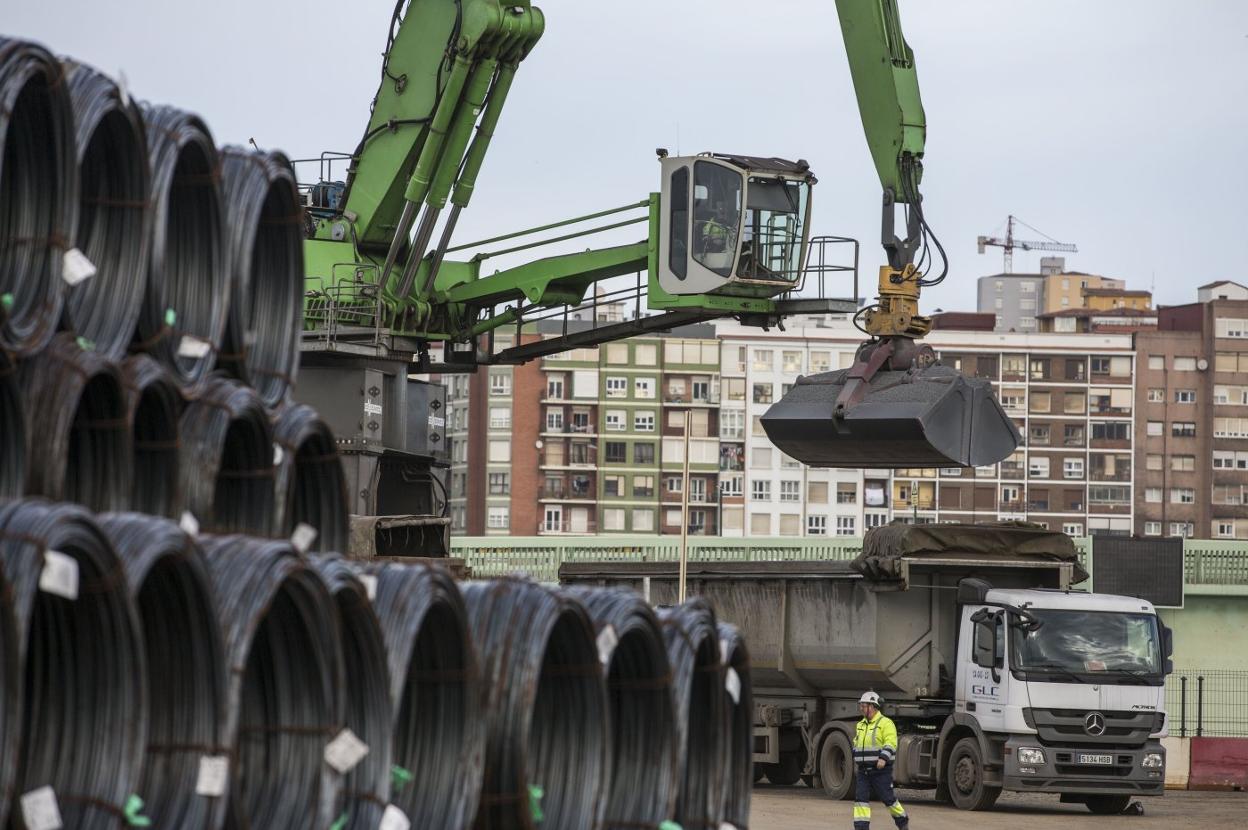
[863,263,931,338]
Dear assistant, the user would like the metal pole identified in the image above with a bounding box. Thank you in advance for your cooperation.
[678,410,691,603]
[1197,675,1204,738]
[1180,675,1187,738]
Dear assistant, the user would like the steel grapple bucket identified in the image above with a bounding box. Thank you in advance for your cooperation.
[761,363,1020,468]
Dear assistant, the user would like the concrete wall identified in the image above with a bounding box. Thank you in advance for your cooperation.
[1160,594,1248,670]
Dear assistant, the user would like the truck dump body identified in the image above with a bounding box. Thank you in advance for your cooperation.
[560,523,1083,702]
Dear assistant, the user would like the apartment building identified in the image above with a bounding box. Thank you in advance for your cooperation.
[1041,272,1126,313]
[1135,293,1248,539]
[977,274,1046,332]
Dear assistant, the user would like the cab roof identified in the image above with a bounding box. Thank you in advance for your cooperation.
[986,587,1157,615]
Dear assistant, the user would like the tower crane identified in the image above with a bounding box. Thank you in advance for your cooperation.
[977,215,1078,273]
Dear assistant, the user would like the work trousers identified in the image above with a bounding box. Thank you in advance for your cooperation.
[853,766,908,830]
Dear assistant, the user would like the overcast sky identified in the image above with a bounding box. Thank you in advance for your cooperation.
[9,1,1248,312]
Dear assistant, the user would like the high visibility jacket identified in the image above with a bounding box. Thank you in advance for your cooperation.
[853,711,899,767]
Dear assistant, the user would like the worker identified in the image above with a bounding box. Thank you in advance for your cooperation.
[853,691,909,830]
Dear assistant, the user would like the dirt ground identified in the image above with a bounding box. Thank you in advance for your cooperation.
[749,783,1244,829]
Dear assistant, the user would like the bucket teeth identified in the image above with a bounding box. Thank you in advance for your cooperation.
[761,364,1021,468]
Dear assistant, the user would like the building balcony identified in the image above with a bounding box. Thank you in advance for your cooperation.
[540,521,599,535]
[1089,471,1132,482]
[663,394,721,406]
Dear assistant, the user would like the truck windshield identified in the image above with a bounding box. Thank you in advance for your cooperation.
[1010,610,1162,681]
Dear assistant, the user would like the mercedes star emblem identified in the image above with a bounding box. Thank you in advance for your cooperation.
[1085,711,1107,736]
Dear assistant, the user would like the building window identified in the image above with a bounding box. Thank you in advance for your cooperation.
[1216,318,1248,338]
[1029,392,1051,414]
[635,344,657,366]
[602,508,625,531]
[602,475,624,497]
[605,442,627,463]
[1170,522,1194,538]
[751,447,772,468]
[865,513,887,529]
[633,509,654,532]
[752,349,773,371]
[1170,488,1196,504]
[751,480,771,501]
[543,506,563,532]
[1173,356,1197,371]
[632,475,655,497]
[752,383,774,404]
[634,411,655,432]
[994,297,1004,310]
[545,410,564,432]
[488,473,510,495]
[487,507,509,529]
[836,483,858,504]
[1147,355,1164,370]
[1147,388,1164,403]
[488,440,511,463]
[605,410,626,432]
[1172,422,1197,437]
[780,480,801,502]
[1029,425,1050,446]
[489,407,512,429]
[782,351,802,373]
[807,481,828,504]
[810,351,831,373]
[1144,522,1161,536]
[1214,417,1248,438]
[1091,357,1111,374]
[1019,316,1036,329]
[724,378,745,401]
[666,476,683,494]
[807,515,827,536]
[720,475,743,497]
[635,377,656,399]
[836,516,857,536]
[1175,389,1196,403]
[606,343,629,364]
[490,373,512,395]
[1029,457,1050,478]
[750,513,772,535]
[1216,521,1235,539]
[1063,425,1085,447]
[1145,487,1162,503]
[719,409,744,439]
[1171,455,1196,472]
[1146,421,1163,437]
[1063,523,1084,537]
[604,377,627,398]
[1063,458,1083,479]
[634,442,655,464]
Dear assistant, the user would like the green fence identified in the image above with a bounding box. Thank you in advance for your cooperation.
[451,534,1248,589]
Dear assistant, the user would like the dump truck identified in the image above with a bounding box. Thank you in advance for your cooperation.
[561,523,1173,815]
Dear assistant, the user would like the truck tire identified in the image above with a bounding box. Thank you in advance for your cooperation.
[819,730,855,801]
[946,737,1001,811]
[1085,795,1132,815]
[764,751,803,786]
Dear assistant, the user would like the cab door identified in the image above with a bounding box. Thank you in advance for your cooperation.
[656,156,744,296]
[959,607,1008,733]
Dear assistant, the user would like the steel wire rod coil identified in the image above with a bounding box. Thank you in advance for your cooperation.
[309,555,393,829]
[366,560,483,829]
[0,347,23,498]
[273,402,348,553]
[566,586,679,829]
[658,598,727,830]
[0,38,76,355]
[717,622,753,829]
[219,147,302,407]
[463,577,607,830]
[19,332,132,511]
[98,512,227,830]
[179,377,274,535]
[0,499,145,830]
[200,534,343,830]
[121,354,182,517]
[63,62,150,360]
[139,104,227,389]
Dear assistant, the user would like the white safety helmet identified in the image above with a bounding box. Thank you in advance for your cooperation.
[859,691,881,707]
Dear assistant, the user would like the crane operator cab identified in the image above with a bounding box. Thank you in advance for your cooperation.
[656,152,814,298]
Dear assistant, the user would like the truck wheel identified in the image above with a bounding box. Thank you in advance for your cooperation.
[765,751,803,786]
[1085,795,1132,815]
[819,730,856,801]
[946,737,1001,811]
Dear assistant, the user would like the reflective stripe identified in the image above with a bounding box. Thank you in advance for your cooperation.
[889,801,907,817]
[880,747,896,760]
[853,804,872,819]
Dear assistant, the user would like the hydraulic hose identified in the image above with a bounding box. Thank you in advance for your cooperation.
[64,62,150,360]
[0,347,23,498]
[0,38,75,355]
[566,586,679,829]
[718,622,753,829]
[97,512,228,830]
[310,555,393,830]
[658,598,726,830]
[0,500,145,830]
[121,354,183,518]
[219,148,302,407]
[273,402,348,554]
[367,561,484,828]
[139,104,227,389]
[200,535,343,830]
[19,332,131,512]
[463,577,607,830]
[179,378,275,535]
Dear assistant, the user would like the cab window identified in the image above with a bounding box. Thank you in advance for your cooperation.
[668,166,689,279]
[692,161,741,277]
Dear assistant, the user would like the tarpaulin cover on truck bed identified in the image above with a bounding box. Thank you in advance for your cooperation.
[855,521,1088,584]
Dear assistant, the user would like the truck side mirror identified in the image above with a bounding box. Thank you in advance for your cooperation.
[1161,624,1173,658]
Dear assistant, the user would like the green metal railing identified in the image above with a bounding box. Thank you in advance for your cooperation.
[450,534,1248,589]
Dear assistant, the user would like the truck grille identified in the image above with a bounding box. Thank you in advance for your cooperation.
[1024,708,1159,748]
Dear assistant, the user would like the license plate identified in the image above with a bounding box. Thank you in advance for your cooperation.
[1078,754,1114,765]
